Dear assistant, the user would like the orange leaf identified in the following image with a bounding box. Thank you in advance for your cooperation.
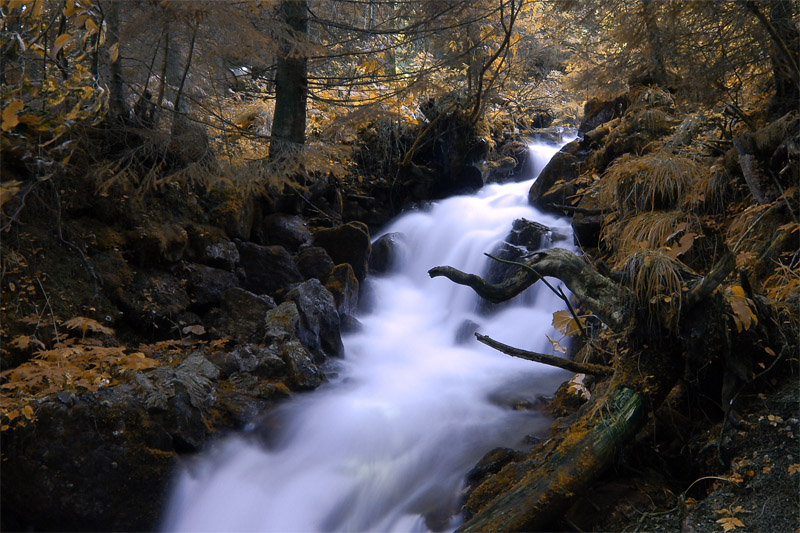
[2,100,24,132]
[552,310,584,336]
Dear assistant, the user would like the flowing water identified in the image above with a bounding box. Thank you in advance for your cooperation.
[163,140,575,532]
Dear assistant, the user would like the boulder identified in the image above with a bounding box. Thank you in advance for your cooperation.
[369,232,407,275]
[579,95,629,135]
[202,240,240,270]
[126,223,188,265]
[207,344,287,379]
[238,242,303,295]
[1,389,176,532]
[528,140,581,213]
[275,339,324,390]
[0,353,219,531]
[455,319,480,345]
[323,264,359,325]
[113,270,190,335]
[206,287,276,343]
[484,219,551,286]
[263,301,301,344]
[184,263,240,312]
[295,246,335,280]
[253,214,312,251]
[312,221,371,281]
[285,279,344,361]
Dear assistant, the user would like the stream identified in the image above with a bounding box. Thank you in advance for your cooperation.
[162,139,574,532]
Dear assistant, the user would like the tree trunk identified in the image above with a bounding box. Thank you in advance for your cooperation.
[640,0,670,87]
[270,0,309,161]
[742,0,800,118]
[106,0,127,121]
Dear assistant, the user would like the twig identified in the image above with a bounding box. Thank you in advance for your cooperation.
[546,204,610,216]
[36,278,62,358]
[0,180,37,232]
[475,333,614,377]
[51,181,100,297]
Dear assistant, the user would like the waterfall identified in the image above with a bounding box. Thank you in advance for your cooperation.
[163,140,575,532]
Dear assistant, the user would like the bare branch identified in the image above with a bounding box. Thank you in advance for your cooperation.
[475,333,614,377]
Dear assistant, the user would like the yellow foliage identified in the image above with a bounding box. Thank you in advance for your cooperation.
[725,286,758,333]
[0,340,158,431]
[62,316,115,337]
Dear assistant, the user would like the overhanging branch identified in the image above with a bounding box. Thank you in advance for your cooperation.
[429,248,630,330]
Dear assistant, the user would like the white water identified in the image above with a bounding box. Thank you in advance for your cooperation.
[163,141,574,532]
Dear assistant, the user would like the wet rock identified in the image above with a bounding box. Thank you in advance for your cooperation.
[530,126,566,144]
[313,221,371,281]
[486,139,531,184]
[484,219,551,286]
[207,288,276,343]
[1,390,176,532]
[276,338,324,390]
[207,344,287,379]
[455,319,480,345]
[295,246,335,281]
[184,263,240,312]
[528,140,581,212]
[263,301,300,344]
[462,447,527,522]
[285,279,344,361]
[114,270,190,335]
[253,214,312,251]
[238,242,303,295]
[323,264,359,323]
[369,232,407,275]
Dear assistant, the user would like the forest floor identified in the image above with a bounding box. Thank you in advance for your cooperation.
[563,370,799,532]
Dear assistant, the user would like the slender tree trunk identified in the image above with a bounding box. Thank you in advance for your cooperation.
[270,0,309,161]
[744,0,800,117]
[106,0,127,121]
[640,0,669,86]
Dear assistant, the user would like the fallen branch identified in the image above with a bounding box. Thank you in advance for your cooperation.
[430,248,631,330]
[475,333,614,377]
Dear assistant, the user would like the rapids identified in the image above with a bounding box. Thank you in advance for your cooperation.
[163,140,575,532]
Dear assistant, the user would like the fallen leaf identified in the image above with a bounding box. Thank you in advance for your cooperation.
[717,517,744,531]
[2,100,24,131]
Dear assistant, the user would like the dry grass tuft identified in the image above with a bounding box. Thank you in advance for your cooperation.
[600,151,704,214]
[622,249,686,336]
[632,109,673,136]
[603,210,702,266]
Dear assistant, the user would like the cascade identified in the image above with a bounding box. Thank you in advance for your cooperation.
[163,139,575,532]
